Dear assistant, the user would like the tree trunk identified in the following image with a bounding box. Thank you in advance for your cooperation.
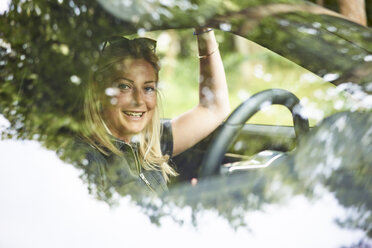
[316,0,324,6]
[338,0,367,26]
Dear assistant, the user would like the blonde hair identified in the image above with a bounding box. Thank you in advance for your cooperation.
[81,37,177,182]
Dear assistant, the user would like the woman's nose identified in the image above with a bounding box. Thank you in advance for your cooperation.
[131,88,144,106]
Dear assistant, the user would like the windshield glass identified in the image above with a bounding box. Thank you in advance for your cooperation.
[1,0,371,247]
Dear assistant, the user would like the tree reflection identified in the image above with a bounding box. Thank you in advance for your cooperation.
[0,0,134,148]
[209,11,372,90]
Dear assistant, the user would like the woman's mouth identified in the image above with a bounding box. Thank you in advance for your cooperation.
[123,111,145,118]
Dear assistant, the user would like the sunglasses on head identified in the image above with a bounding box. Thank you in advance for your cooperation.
[101,36,157,53]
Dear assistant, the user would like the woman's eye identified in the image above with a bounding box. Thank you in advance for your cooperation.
[117,83,130,90]
[144,86,156,93]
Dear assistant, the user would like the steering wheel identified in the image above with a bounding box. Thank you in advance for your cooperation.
[199,88,309,178]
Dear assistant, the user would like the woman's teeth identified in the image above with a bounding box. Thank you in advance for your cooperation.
[123,111,144,117]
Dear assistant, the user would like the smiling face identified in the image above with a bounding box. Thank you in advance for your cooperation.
[103,58,158,142]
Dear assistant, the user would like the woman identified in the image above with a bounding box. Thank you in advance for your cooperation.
[79,27,230,199]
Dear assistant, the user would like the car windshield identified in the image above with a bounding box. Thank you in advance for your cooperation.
[1,0,371,247]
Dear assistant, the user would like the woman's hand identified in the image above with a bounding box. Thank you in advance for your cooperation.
[171,27,230,156]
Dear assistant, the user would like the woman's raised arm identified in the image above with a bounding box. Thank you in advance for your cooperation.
[171,28,230,156]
